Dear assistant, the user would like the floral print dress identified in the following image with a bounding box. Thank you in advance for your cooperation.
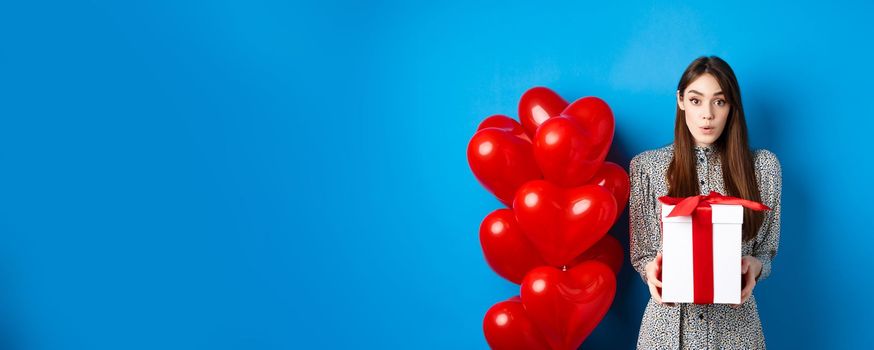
[629,143,782,349]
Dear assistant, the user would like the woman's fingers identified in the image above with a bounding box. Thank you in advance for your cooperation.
[733,260,758,308]
[646,253,664,287]
[647,269,663,288]
[733,287,753,308]
[739,271,756,304]
[648,281,663,304]
[743,275,756,302]
[647,253,673,305]
[740,289,751,304]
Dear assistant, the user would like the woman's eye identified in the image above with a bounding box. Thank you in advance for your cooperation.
[690,98,699,105]
[715,99,726,107]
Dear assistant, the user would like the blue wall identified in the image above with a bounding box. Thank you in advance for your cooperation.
[1,1,871,349]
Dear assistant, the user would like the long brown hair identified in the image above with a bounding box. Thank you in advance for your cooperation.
[667,56,764,242]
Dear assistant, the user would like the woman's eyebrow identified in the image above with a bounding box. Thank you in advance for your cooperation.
[687,89,724,97]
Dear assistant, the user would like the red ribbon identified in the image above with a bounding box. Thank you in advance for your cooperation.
[658,191,770,304]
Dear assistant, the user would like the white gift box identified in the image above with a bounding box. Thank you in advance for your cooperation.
[660,203,742,304]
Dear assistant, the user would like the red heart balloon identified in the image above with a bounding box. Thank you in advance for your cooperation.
[585,161,630,219]
[521,262,616,350]
[513,180,617,267]
[483,296,551,350]
[518,86,569,139]
[562,96,615,150]
[477,113,530,139]
[480,209,546,284]
[480,210,622,283]
[534,97,615,187]
[468,115,542,207]
[571,234,624,275]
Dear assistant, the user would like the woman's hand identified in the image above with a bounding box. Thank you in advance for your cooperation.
[732,255,763,308]
[645,252,674,306]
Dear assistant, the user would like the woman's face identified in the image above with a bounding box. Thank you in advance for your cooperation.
[677,73,730,147]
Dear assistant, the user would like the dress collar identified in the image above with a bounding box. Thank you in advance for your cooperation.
[693,143,718,153]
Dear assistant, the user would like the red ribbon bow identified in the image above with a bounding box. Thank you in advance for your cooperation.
[657,191,771,304]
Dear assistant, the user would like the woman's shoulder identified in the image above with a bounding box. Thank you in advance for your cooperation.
[630,143,674,170]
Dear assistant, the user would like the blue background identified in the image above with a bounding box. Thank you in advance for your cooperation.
[1,1,872,349]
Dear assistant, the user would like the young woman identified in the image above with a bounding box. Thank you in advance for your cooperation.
[629,56,782,349]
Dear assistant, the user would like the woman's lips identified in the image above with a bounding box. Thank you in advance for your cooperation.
[700,126,715,135]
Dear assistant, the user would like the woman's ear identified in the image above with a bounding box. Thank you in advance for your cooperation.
[676,90,685,111]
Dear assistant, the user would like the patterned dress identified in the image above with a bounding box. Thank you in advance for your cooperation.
[629,143,782,350]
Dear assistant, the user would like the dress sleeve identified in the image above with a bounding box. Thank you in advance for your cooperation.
[753,150,782,282]
[628,153,660,284]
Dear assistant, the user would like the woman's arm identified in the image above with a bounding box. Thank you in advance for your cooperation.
[752,150,783,282]
[629,153,660,284]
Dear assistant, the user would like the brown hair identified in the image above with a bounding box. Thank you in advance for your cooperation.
[666,56,764,242]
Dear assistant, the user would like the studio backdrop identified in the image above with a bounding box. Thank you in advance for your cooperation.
[1,1,872,349]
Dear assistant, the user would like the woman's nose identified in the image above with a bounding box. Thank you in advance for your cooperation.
[703,105,716,119]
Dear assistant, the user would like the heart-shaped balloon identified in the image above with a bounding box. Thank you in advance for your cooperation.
[518,86,569,139]
[513,180,617,267]
[521,262,616,350]
[483,296,551,350]
[477,113,531,139]
[468,115,542,207]
[534,97,615,187]
[479,209,546,284]
[480,210,623,284]
[571,234,624,275]
[585,161,630,219]
[562,96,615,148]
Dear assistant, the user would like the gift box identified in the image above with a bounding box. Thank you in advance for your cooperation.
[658,191,770,304]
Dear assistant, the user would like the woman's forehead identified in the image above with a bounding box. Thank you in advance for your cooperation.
[685,74,724,96]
